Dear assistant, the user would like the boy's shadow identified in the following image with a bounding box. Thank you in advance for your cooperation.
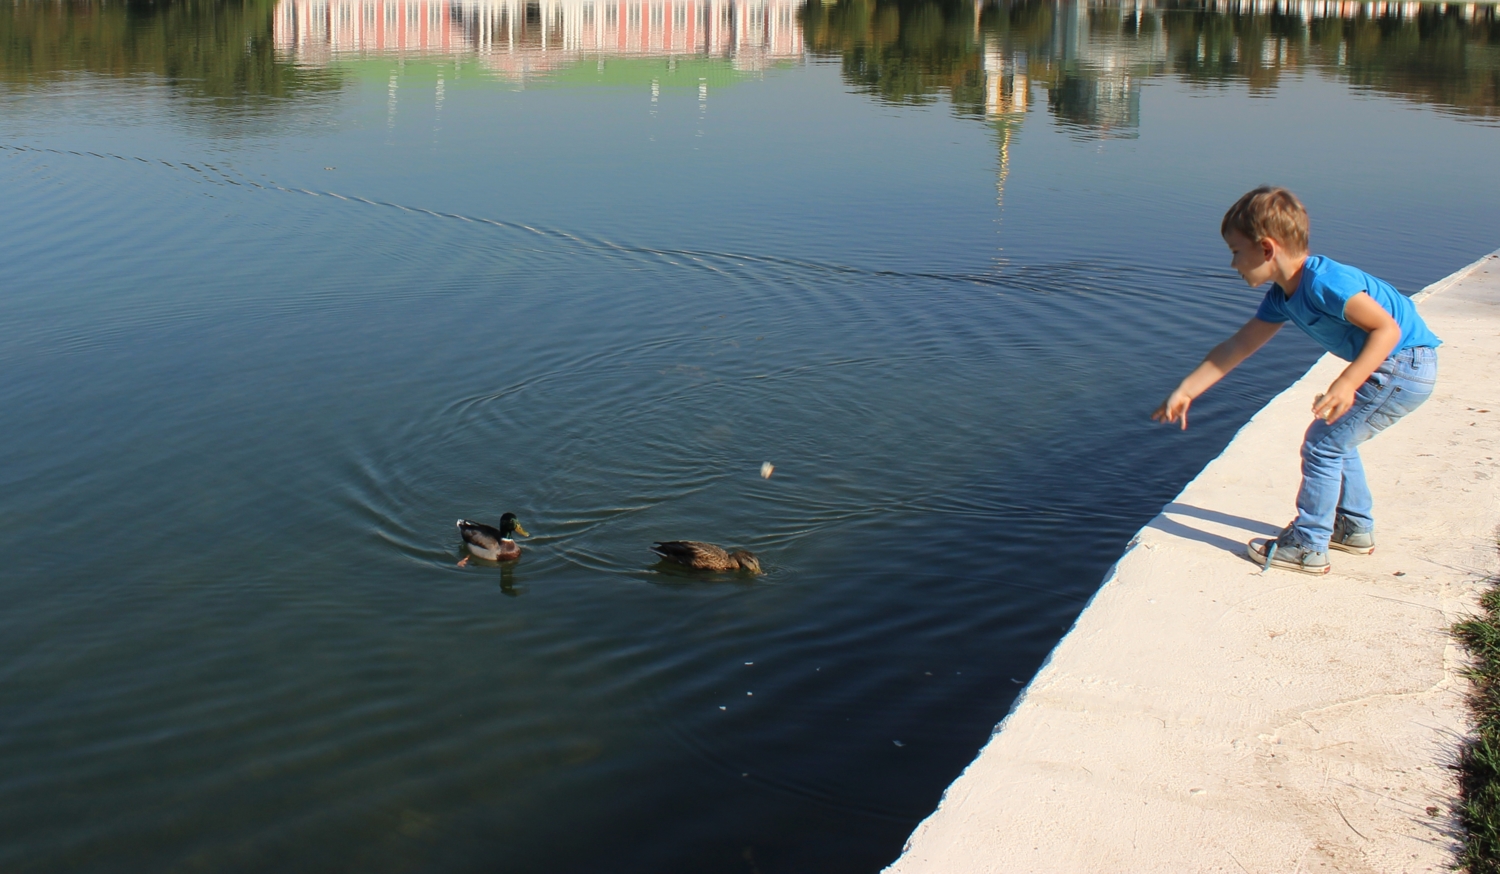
[1147,503,1282,557]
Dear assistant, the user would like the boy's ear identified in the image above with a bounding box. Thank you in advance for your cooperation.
[1260,237,1277,261]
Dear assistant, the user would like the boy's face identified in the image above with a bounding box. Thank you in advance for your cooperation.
[1224,229,1276,288]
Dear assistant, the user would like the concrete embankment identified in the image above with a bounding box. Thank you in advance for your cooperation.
[888,250,1500,873]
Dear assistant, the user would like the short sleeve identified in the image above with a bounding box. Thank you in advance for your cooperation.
[1305,268,1361,319]
[1254,287,1288,323]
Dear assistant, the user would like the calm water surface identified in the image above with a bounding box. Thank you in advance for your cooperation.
[3,0,1499,870]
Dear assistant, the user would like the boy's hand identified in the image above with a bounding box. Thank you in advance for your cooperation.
[1312,381,1357,424]
[1152,391,1193,430]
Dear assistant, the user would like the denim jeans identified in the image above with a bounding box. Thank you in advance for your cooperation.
[1291,345,1438,552]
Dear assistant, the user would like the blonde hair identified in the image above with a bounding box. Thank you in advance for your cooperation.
[1221,186,1309,253]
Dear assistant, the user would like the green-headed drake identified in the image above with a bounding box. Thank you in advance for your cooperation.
[457,513,529,565]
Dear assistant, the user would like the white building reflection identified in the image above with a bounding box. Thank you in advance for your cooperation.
[975,0,1487,138]
[274,0,803,74]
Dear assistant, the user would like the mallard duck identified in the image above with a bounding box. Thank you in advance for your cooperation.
[457,513,529,566]
[650,541,763,574]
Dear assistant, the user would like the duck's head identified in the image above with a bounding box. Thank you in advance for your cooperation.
[730,550,762,574]
[499,513,529,538]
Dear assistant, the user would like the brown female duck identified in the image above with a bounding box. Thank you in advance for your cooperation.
[650,541,762,574]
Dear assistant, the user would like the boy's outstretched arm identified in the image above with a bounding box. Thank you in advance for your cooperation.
[1311,292,1402,424]
[1152,317,1282,430]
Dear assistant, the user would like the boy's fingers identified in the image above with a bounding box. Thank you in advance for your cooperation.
[1313,398,1343,423]
[1312,392,1349,423]
[1152,399,1188,428]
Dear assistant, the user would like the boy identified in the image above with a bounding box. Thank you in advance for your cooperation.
[1152,186,1441,574]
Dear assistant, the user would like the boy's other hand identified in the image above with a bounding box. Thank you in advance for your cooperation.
[1152,391,1193,430]
[1312,382,1357,424]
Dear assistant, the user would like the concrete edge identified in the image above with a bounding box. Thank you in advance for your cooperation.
[995,242,1500,735]
[1412,247,1497,303]
[888,358,1333,862]
[885,245,1500,872]
[982,243,1500,744]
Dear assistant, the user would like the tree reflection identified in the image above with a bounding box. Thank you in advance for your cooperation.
[1323,8,1500,121]
[801,0,1500,135]
[0,0,342,108]
[801,0,986,108]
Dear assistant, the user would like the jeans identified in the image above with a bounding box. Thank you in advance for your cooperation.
[1291,346,1438,552]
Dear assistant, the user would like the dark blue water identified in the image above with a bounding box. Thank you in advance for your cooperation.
[2,1,1498,870]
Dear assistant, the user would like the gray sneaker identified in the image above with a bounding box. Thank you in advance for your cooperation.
[1247,526,1331,575]
[1329,514,1375,555]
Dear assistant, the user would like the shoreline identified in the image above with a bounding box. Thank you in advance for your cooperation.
[886,249,1500,873]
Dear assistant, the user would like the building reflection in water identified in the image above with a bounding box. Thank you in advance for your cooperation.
[973,0,1497,139]
[982,39,1027,210]
[273,0,804,75]
[968,0,1496,230]
[1043,2,1166,137]
[3,0,1490,119]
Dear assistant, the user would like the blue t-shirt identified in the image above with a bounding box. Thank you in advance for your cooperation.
[1254,254,1441,361]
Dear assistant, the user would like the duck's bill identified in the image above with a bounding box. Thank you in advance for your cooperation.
[513,523,530,537]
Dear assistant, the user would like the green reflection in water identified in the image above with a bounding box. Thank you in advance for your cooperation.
[541,55,796,89]
[0,0,343,105]
[1328,9,1500,118]
[802,0,985,107]
[324,54,787,91]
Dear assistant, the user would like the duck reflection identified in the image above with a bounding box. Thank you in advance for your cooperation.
[499,563,521,596]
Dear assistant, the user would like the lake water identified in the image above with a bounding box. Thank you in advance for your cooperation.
[2,1,1497,870]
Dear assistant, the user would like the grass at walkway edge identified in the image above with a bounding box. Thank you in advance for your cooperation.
[1453,557,1500,874]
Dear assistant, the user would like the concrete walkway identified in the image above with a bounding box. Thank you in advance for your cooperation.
[887,250,1500,873]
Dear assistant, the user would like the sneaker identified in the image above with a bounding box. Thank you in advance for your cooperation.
[1329,514,1375,555]
[1247,526,1331,575]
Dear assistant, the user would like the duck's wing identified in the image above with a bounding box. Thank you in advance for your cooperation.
[651,541,732,569]
[458,519,503,551]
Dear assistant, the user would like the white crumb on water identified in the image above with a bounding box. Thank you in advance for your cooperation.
[760,462,774,478]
